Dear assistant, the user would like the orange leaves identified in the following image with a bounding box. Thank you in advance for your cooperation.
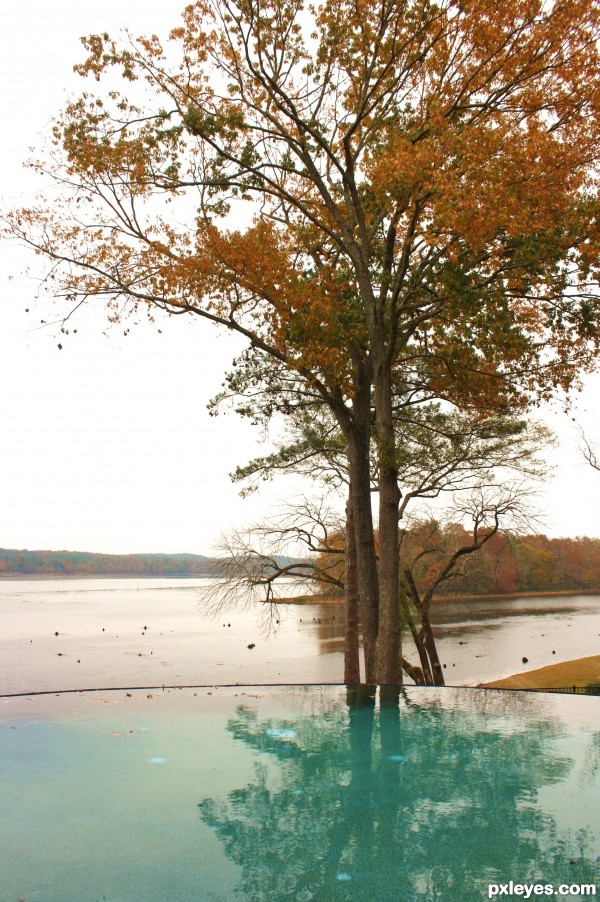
[358,0,600,277]
[365,133,432,210]
[74,32,144,84]
[367,96,595,262]
[5,0,600,415]
[190,219,365,382]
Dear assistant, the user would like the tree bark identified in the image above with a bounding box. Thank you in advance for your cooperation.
[404,568,445,686]
[420,611,445,686]
[344,493,361,684]
[400,592,434,684]
[347,437,379,683]
[400,657,426,685]
[373,364,401,684]
[341,366,380,685]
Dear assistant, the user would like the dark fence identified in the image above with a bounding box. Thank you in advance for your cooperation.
[537,685,600,696]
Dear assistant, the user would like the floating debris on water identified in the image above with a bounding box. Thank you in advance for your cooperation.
[266,727,297,740]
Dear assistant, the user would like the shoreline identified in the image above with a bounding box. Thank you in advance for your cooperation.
[275,588,600,606]
[435,588,600,603]
[3,579,598,694]
[480,655,600,690]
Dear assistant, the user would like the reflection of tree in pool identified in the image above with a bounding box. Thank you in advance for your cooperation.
[198,689,599,901]
[581,730,600,782]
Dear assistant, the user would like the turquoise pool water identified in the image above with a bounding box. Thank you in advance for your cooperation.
[1,686,599,901]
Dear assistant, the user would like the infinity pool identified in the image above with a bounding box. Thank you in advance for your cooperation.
[1,686,598,901]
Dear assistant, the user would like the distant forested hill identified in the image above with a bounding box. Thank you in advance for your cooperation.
[0,548,220,576]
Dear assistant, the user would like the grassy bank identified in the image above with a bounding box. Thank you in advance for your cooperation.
[481,655,600,690]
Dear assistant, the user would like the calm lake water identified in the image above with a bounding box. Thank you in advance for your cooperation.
[1,686,598,901]
[1,578,599,692]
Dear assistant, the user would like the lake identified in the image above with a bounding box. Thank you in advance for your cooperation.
[1,578,600,693]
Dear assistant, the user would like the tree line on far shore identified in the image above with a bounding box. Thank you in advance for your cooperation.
[3,531,600,594]
[0,548,218,577]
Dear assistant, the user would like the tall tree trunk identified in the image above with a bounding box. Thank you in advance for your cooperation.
[347,437,379,683]
[344,492,361,684]
[373,365,401,684]
[341,366,379,685]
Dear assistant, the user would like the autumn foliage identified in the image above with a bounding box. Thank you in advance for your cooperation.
[0,548,217,577]
[400,527,600,597]
[317,525,600,598]
[6,0,600,391]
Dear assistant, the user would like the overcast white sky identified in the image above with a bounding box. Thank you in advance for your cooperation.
[1,0,600,555]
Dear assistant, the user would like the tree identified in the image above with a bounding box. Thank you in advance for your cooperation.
[212,407,550,683]
[209,495,342,599]
[578,426,600,473]
[5,0,600,682]
[208,493,366,681]
[399,484,538,684]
